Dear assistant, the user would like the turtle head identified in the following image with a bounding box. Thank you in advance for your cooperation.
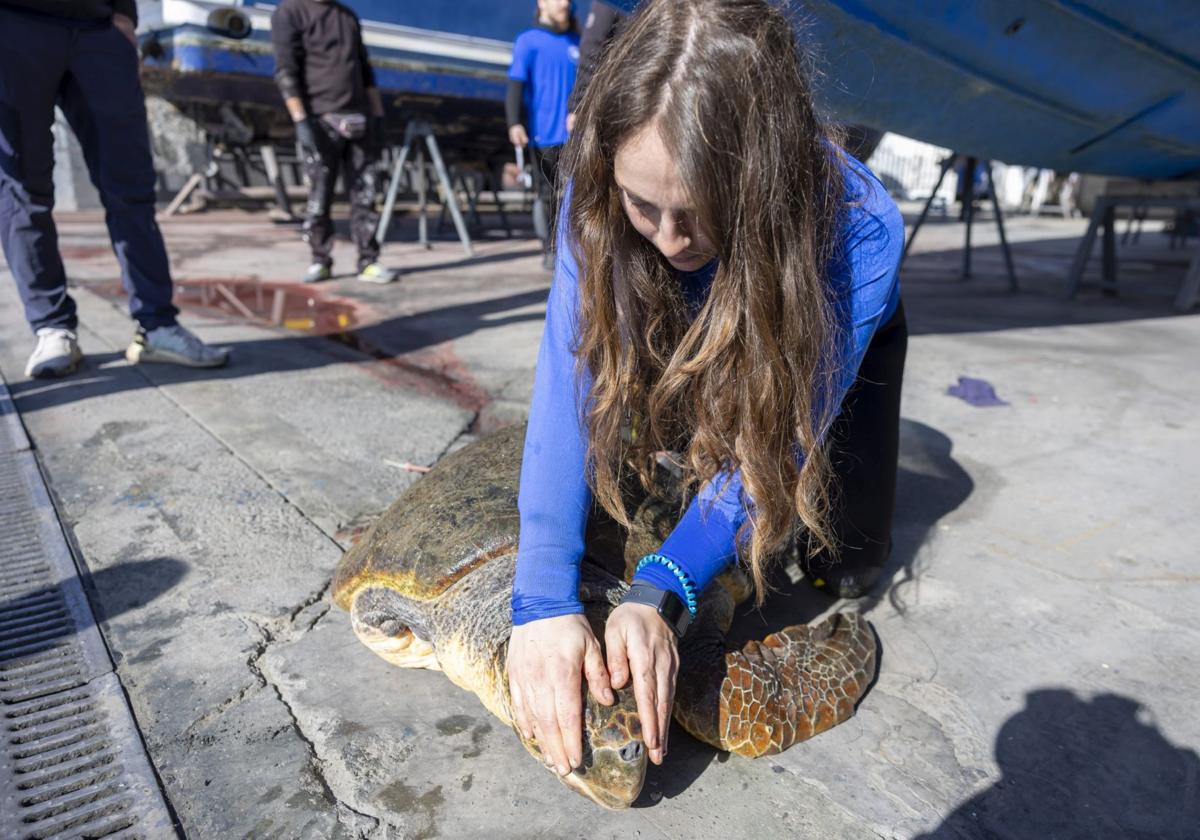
[562,688,646,809]
[515,685,646,808]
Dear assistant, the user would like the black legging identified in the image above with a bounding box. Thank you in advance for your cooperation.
[584,299,908,599]
[530,144,562,255]
[802,299,908,597]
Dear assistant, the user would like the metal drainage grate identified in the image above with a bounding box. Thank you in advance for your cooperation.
[1,381,176,839]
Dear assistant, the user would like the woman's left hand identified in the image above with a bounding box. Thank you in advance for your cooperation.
[604,602,679,765]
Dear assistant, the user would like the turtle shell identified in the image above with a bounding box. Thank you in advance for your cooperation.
[332,423,525,609]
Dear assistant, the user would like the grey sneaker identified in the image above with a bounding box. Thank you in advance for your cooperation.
[357,262,399,284]
[25,327,83,378]
[304,263,332,284]
[126,324,230,368]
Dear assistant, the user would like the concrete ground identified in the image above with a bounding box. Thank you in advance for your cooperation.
[0,203,1197,839]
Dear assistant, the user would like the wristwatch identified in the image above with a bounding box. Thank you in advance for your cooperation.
[619,582,693,639]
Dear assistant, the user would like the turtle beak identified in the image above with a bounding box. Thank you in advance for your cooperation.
[563,741,647,809]
[560,690,647,808]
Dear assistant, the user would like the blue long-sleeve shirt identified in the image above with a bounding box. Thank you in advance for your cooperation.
[512,153,904,624]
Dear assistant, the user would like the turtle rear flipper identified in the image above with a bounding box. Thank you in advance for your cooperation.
[674,611,877,758]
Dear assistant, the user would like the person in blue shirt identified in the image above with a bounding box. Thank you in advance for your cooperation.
[506,0,907,780]
[506,0,580,270]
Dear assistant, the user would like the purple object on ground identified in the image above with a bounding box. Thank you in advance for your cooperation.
[947,376,1009,407]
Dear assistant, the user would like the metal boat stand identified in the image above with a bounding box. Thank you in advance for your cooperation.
[376,121,474,257]
[1065,194,1200,312]
[901,153,1018,291]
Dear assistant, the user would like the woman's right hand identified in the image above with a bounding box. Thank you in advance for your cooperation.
[507,614,614,777]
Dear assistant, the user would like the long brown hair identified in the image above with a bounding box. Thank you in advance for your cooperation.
[563,0,848,604]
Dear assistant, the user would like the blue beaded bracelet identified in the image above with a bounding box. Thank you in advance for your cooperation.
[635,554,699,616]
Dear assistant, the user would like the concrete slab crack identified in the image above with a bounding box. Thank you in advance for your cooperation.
[434,419,478,460]
[234,580,405,837]
[242,616,399,838]
[181,681,263,743]
[288,579,334,628]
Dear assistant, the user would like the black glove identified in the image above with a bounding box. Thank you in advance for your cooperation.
[294,117,319,154]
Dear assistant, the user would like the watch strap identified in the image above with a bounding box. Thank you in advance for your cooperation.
[620,581,693,639]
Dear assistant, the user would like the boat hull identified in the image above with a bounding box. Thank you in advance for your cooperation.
[140,0,549,156]
[607,0,1200,179]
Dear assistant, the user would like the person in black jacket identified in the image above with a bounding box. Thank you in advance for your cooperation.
[271,0,397,284]
[566,0,626,127]
[0,0,230,378]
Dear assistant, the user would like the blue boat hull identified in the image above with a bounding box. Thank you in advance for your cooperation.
[140,1,583,155]
[143,25,507,106]
[608,0,1200,179]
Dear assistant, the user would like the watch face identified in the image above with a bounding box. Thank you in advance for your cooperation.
[624,583,691,638]
[658,590,685,624]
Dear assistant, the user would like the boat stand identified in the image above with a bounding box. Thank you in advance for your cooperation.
[1065,194,1200,311]
[901,154,1018,291]
[376,121,474,257]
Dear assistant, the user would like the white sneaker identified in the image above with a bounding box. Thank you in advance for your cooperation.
[25,327,83,378]
[126,324,230,368]
[357,262,399,284]
[303,263,332,284]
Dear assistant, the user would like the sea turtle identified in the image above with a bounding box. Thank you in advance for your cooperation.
[332,424,877,808]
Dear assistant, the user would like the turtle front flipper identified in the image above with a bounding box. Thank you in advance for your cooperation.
[674,611,877,758]
[349,587,441,671]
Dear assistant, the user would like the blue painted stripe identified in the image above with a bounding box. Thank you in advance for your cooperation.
[145,27,506,102]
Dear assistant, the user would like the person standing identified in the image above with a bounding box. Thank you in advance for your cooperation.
[507,0,580,270]
[566,0,625,129]
[0,0,230,378]
[271,0,397,285]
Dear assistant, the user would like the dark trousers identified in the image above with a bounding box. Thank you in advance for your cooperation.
[300,119,380,270]
[530,144,562,255]
[0,7,177,333]
[802,300,909,594]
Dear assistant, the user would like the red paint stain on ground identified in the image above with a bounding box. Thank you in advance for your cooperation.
[60,245,113,260]
[89,274,494,417]
[329,332,492,416]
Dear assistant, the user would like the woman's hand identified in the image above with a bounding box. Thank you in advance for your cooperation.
[507,614,614,777]
[604,602,680,765]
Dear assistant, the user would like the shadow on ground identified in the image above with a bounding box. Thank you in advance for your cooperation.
[7,226,1197,414]
[0,557,188,661]
[916,689,1200,840]
[388,247,543,277]
[901,230,1199,335]
[860,418,975,617]
[725,418,974,644]
[82,556,190,623]
[637,418,972,803]
[8,287,549,414]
